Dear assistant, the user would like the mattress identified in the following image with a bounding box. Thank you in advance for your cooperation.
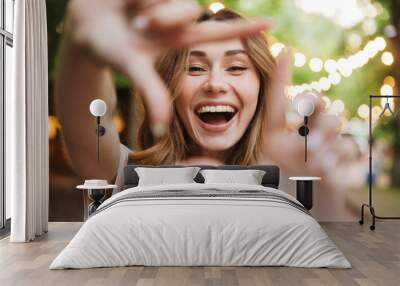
[50,183,351,269]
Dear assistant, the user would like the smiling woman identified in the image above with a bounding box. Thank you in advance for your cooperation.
[129,9,274,165]
[54,0,271,184]
[56,0,354,217]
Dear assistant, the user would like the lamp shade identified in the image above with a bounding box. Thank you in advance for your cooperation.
[90,99,107,117]
[297,98,315,117]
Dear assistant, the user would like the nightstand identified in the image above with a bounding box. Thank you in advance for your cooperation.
[76,182,117,220]
[289,177,321,210]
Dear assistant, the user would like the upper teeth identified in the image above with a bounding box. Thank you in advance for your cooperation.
[197,105,235,114]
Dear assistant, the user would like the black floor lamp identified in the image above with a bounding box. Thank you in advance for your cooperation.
[359,95,400,230]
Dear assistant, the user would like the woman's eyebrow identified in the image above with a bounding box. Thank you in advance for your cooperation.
[189,50,248,58]
[224,49,247,57]
[190,50,207,57]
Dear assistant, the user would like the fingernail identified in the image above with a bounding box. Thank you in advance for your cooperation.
[321,152,338,172]
[308,131,322,151]
[132,15,149,31]
[151,123,167,139]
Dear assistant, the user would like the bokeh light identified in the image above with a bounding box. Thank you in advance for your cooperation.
[357,104,369,119]
[380,84,393,95]
[309,57,323,72]
[48,116,61,140]
[381,51,394,66]
[383,76,396,87]
[270,42,285,58]
[294,52,306,67]
[209,2,225,13]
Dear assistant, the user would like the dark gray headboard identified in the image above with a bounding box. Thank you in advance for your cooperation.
[123,165,280,189]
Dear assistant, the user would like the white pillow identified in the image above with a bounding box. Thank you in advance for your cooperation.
[135,167,200,186]
[200,169,266,185]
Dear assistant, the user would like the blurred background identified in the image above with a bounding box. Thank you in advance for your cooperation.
[46,0,400,221]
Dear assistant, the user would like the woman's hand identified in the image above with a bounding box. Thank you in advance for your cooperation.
[65,0,271,135]
[262,51,354,182]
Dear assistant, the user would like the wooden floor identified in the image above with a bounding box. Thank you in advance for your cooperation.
[0,222,399,286]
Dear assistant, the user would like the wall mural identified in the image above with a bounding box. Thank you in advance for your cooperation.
[47,0,400,223]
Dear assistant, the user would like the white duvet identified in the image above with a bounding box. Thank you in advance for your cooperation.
[50,183,351,269]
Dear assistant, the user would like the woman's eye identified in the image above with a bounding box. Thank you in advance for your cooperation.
[188,66,206,73]
[227,66,247,73]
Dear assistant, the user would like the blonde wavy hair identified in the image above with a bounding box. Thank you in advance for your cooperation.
[128,9,275,165]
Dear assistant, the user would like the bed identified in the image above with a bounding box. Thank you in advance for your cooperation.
[50,165,351,269]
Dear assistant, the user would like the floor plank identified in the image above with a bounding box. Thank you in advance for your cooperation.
[0,222,399,286]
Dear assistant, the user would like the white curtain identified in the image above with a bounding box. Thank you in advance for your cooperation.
[7,0,48,242]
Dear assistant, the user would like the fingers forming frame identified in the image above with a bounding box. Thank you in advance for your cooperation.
[141,1,203,30]
[264,50,292,132]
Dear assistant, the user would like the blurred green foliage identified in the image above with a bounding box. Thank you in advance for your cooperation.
[47,0,394,119]
[47,0,68,84]
[374,116,398,143]
[199,0,393,117]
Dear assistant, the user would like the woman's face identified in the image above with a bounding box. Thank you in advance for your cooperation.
[175,23,260,155]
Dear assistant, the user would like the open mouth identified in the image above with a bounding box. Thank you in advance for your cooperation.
[196,105,237,126]
[196,105,237,131]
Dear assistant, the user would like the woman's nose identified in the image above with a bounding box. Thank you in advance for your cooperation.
[202,69,229,95]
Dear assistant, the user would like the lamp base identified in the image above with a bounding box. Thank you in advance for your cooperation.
[87,189,106,216]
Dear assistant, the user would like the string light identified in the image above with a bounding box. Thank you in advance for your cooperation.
[48,116,61,140]
[294,52,306,67]
[374,37,387,50]
[384,25,397,38]
[319,77,331,91]
[330,99,345,114]
[289,36,388,97]
[294,0,380,29]
[380,84,393,95]
[380,77,393,115]
[381,51,394,66]
[209,2,225,13]
[362,18,377,35]
[337,58,353,77]
[270,42,285,57]
[310,81,321,92]
[229,0,387,95]
[347,33,362,50]
[261,2,392,121]
[324,59,337,73]
[328,72,341,85]
[365,3,379,18]
[309,57,323,72]
[357,104,369,119]
[322,96,331,109]
[383,76,396,87]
